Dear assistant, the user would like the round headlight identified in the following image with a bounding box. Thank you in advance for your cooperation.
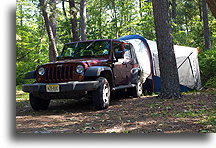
[38,67,45,76]
[76,65,84,74]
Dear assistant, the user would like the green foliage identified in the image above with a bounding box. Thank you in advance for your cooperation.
[204,77,216,88]
[199,49,216,88]
[135,2,155,40]
[16,0,216,87]
[16,0,49,85]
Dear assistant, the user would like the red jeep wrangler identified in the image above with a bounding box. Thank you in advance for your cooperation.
[22,39,143,110]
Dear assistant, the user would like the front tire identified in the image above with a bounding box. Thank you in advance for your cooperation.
[92,77,110,110]
[29,94,50,111]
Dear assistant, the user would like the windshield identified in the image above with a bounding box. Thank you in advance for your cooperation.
[61,40,111,58]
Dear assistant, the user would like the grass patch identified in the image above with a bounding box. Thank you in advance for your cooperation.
[174,109,216,133]
[174,105,215,119]
[178,88,215,132]
[16,85,28,101]
[16,92,29,101]
[16,85,23,90]
[201,88,216,95]
[180,88,216,96]
[200,112,216,124]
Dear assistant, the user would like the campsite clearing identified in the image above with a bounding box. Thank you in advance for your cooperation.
[16,89,215,133]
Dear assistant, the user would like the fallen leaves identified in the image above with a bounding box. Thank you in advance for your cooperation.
[16,90,216,133]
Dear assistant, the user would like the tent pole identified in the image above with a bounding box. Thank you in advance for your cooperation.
[177,52,193,69]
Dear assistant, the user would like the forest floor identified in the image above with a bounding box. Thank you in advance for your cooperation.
[16,88,216,134]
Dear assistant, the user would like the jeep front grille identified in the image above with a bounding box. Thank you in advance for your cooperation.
[44,65,73,82]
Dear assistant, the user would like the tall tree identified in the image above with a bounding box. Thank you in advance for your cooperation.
[202,0,211,50]
[61,0,72,42]
[49,0,57,39]
[80,0,87,41]
[199,0,203,21]
[152,0,181,99]
[39,0,58,62]
[111,0,118,38]
[139,0,143,18]
[206,0,216,18]
[69,0,80,41]
[171,0,177,22]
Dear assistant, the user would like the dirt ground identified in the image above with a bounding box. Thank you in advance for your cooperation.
[16,90,216,133]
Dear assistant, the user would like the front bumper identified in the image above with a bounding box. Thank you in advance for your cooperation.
[22,81,100,96]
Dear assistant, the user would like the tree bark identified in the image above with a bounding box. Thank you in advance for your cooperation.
[80,0,87,41]
[112,0,118,38]
[171,0,177,22]
[98,1,103,39]
[62,0,72,42]
[62,0,67,18]
[202,0,211,50]
[49,0,57,39]
[206,0,216,18]
[152,0,181,99]
[139,0,143,18]
[69,0,80,41]
[199,0,203,21]
[39,0,58,62]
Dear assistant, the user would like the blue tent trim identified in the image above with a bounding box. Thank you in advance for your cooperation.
[117,35,192,92]
[153,76,191,92]
[117,35,155,92]
[117,34,155,80]
[117,35,151,51]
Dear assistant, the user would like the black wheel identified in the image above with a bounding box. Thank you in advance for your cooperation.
[29,94,50,111]
[131,78,143,97]
[92,77,111,110]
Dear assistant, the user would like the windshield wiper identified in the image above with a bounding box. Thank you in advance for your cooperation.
[85,41,95,50]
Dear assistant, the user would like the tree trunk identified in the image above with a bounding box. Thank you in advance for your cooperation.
[80,0,87,41]
[49,0,57,39]
[98,0,103,39]
[20,3,23,27]
[69,0,80,41]
[202,0,211,50]
[62,0,67,18]
[206,0,216,18]
[152,0,181,99]
[112,0,118,38]
[39,0,58,62]
[139,0,143,18]
[199,0,203,21]
[171,0,177,22]
[62,0,72,42]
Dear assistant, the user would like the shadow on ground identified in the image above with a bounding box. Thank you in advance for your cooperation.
[16,91,215,133]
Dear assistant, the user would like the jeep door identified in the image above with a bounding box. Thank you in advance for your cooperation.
[123,43,134,84]
[112,42,133,86]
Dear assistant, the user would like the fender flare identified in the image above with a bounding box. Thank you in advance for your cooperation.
[24,70,36,79]
[84,66,113,77]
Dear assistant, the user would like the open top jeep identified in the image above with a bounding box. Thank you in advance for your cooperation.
[22,39,143,110]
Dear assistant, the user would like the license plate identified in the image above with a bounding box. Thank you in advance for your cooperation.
[46,85,60,92]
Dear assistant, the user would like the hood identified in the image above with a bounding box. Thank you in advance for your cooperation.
[41,58,110,67]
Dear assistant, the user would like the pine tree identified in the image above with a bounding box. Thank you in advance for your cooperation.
[152,0,181,99]
[39,0,58,62]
